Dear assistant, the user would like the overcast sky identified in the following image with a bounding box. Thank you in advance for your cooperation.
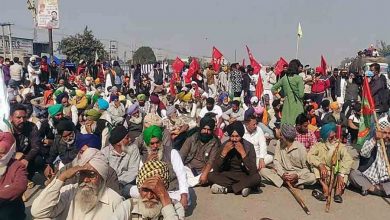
[1,0,389,66]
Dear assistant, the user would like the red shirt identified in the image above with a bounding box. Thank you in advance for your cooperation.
[0,159,28,201]
[295,131,317,151]
[311,77,330,93]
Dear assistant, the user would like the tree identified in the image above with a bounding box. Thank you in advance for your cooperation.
[58,26,108,62]
[132,46,156,64]
[378,40,390,57]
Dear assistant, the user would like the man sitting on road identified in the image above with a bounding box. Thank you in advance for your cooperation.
[31,151,123,219]
[114,160,184,220]
[208,121,261,197]
[180,116,221,187]
[349,115,390,197]
[295,113,317,151]
[307,123,353,203]
[260,124,316,188]
[221,100,245,126]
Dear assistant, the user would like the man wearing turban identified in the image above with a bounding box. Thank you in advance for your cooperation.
[80,109,102,135]
[115,160,184,219]
[0,132,28,219]
[31,150,123,219]
[180,116,221,187]
[96,98,113,148]
[137,93,151,116]
[260,124,316,189]
[208,121,261,197]
[125,103,143,138]
[308,123,353,203]
[349,115,390,197]
[131,125,189,212]
[108,95,126,126]
[56,91,78,126]
[70,89,88,110]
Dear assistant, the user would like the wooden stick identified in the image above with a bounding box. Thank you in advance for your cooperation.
[286,182,311,215]
[326,141,340,213]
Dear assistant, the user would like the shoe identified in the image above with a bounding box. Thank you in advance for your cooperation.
[241,188,251,197]
[211,184,227,194]
[312,189,327,202]
[334,195,343,203]
[361,190,368,196]
[295,184,304,190]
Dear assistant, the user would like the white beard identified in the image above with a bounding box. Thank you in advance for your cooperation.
[74,182,101,213]
[129,115,143,124]
[147,147,163,161]
[138,199,163,219]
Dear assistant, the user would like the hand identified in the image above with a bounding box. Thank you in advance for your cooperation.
[20,159,29,167]
[319,164,328,180]
[258,159,266,171]
[376,130,384,140]
[44,165,55,179]
[180,193,189,209]
[286,173,298,183]
[221,141,234,157]
[229,117,236,124]
[281,173,289,182]
[336,175,345,192]
[58,165,83,182]
[15,152,24,160]
[199,172,208,185]
[233,142,246,158]
[141,176,171,207]
[146,152,159,162]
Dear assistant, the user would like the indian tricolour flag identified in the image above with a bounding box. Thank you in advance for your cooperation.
[357,76,376,148]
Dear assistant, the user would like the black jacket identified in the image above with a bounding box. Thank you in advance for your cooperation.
[370,74,389,113]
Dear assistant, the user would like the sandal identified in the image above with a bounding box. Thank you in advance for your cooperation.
[312,189,327,201]
[334,195,343,203]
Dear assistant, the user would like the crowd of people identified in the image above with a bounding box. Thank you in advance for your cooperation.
[0,54,389,220]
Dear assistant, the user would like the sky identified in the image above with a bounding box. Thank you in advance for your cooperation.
[1,0,390,66]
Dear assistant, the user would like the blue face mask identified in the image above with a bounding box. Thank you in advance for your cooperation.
[365,70,374,77]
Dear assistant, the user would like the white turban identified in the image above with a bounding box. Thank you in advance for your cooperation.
[75,148,109,180]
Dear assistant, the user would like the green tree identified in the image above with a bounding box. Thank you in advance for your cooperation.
[132,46,156,64]
[378,40,390,57]
[58,26,108,62]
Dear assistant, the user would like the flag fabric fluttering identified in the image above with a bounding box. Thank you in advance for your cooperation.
[172,57,185,74]
[185,58,200,83]
[357,76,376,148]
[297,22,303,38]
[246,45,262,74]
[274,57,288,76]
[242,58,245,67]
[321,55,327,75]
[212,47,223,72]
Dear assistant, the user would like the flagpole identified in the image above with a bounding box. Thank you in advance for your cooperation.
[296,35,300,59]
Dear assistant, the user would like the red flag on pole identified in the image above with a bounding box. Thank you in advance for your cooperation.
[246,45,262,74]
[185,58,199,83]
[172,57,185,74]
[357,76,376,146]
[274,57,288,76]
[169,78,176,96]
[321,55,327,75]
[212,47,223,72]
[255,73,264,99]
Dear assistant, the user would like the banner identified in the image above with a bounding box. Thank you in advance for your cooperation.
[0,36,33,58]
[37,0,60,29]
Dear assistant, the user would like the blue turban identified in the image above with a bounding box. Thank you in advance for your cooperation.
[218,92,229,103]
[320,123,336,141]
[75,133,101,150]
[97,98,109,110]
[127,103,139,115]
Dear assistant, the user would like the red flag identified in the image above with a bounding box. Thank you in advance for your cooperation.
[274,57,288,76]
[242,58,245,67]
[185,58,199,83]
[212,47,223,71]
[361,76,376,115]
[246,45,262,74]
[321,55,327,75]
[255,74,264,99]
[357,76,376,146]
[172,57,185,74]
[169,79,176,96]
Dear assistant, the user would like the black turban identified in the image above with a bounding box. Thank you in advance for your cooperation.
[109,126,128,145]
[56,119,75,135]
[200,116,216,130]
[225,121,245,138]
[56,92,69,104]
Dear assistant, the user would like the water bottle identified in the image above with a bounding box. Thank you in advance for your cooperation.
[347,133,351,145]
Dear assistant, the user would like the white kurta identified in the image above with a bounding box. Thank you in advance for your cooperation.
[31,179,123,220]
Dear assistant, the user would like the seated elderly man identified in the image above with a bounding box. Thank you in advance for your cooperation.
[102,125,140,198]
[180,116,221,187]
[208,121,261,197]
[0,132,28,219]
[80,108,101,135]
[221,100,245,126]
[115,160,184,220]
[108,95,126,126]
[131,125,189,210]
[349,116,390,197]
[124,102,143,137]
[31,150,123,219]
[260,125,316,188]
[307,123,353,203]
